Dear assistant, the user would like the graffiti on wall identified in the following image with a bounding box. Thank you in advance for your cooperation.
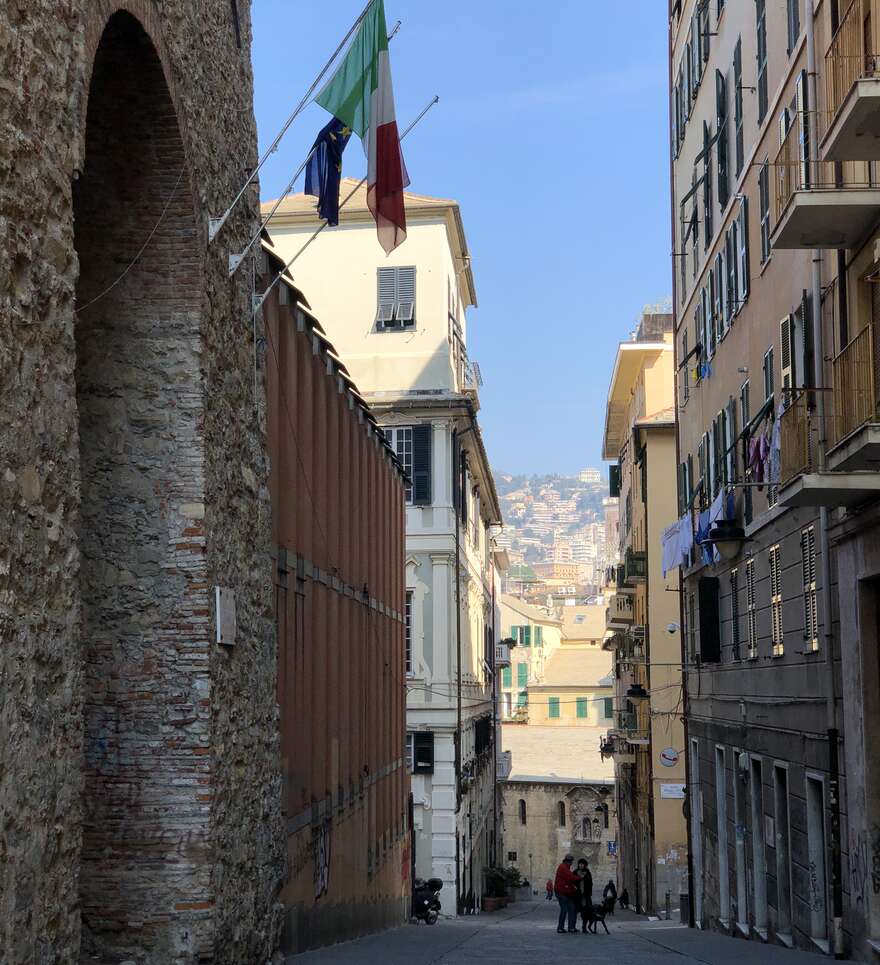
[314,820,332,899]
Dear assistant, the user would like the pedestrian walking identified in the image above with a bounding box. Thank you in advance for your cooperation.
[545,878,554,901]
[603,879,617,914]
[553,855,581,933]
[575,858,593,933]
[619,886,630,910]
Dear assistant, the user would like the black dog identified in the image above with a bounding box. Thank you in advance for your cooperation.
[584,898,612,934]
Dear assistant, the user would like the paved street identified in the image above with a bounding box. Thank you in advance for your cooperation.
[288,899,828,964]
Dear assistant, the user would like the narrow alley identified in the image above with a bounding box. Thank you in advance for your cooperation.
[288,899,825,965]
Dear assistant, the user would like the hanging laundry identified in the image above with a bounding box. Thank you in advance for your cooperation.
[696,509,712,565]
[679,513,694,564]
[768,410,782,485]
[661,520,682,577]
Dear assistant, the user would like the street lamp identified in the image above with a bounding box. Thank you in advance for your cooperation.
[703,517,752,561]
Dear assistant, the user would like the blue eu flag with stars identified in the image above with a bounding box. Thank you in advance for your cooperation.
[304,117,352,226]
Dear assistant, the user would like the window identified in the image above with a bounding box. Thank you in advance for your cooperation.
[725,221,738,326]
[734,38,744,175]
[386,424,431,505]
[770,543,784,656]
[412,731,434,773]
[519,799,527,825]
[576,697,588,719]
[756,0,768,121]
[501,665,512,688]
[405,590,413,675]
[759,160,771,263]
[405,733,414,771]
[508,850,518,862]
[715,746,730,924]
[787,0,800,54]
[716,70,729,209]
[688,591,697,659]
[534,625,543,647]
[582,816,592,840]
[704,122,714,246]
[501,692,512,717]
[376,266,416,328]
[714,252,725,342]
[513,625,532,647]
[517,663,528,688]
[548,697,560,719]
[801,526,818,651]
[602,697,613,720]
[699,576,722,663]
[681,330,690,404]
[746,557,757,658]
[516,690,528,708]
[730,568,740,660]
[558,801,566,827]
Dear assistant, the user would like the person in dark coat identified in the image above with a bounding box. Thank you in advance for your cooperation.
[619,886,630,910]
[575,858,593,932]
[602,879,617,914]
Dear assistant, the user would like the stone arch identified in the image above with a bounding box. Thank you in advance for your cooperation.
[73,9,210,962]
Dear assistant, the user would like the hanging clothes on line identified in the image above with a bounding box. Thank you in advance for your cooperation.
[679,512,694,564]
[661,520,682,577]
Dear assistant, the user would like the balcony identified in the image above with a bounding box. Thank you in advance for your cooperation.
[778,327,880,507]
[496,750,512,781]
[772,114,880,249]
[822,0,880,161]
[605,592,634,630]
[613,711,650,745]
[623,548,647,584]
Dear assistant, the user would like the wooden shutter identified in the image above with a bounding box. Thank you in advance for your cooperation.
[411,424,432,505]
[698,576,722,662]
[716,69,729,208]
[738,198,750,304]
[801,527,818,646]
[780,316,794,396]
[770,544,783,655]
[726,224,737,325]
[377,268,396,324]
[746,558,757,657]
[396,266,416,324]
[715,252,726,341]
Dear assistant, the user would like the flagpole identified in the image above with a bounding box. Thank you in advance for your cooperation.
[208,0,376,244]
[230,23,404,276]
[252,95,440,320]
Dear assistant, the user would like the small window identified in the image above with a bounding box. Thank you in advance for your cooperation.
[549,697,561,719]
[508,851,518,862]
[602,697,613,720]
[405,590,413,675]
[558,801,566,827]
[516,663,528,689]
[770,544,784,656]
[376,266,416,329]
[787,0,800,54]
[501,665,512,688]
[576,697,588,719]
[413,731,435,773]
[519,799,527,825]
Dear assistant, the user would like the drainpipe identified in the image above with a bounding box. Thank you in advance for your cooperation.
[805,3,844,954]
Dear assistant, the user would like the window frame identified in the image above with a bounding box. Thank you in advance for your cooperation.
[376,265,417,330]
[756,0,768,122]
[734,37,744,175]
[759,160,771,264]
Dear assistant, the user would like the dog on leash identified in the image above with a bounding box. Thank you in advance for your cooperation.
[584,897,612,934]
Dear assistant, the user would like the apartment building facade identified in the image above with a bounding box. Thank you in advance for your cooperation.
[602,312,688,915]
[668,0,878,955]
[497,594,562,720]
[264,182,503,917]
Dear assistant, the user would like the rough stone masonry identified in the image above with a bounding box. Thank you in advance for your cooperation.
[0,2,284,962]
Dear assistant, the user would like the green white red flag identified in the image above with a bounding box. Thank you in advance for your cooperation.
[315,0,409,253]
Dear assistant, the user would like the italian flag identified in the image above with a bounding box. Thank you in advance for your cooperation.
[316,0,409,253]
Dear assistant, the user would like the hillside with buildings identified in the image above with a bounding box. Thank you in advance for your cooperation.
[494,469,617,599]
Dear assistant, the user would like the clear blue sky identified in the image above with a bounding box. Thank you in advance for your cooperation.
[251,1,671,475]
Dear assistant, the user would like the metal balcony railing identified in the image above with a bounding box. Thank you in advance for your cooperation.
[779,395,814,484]
[623,548,647,583]
[831,323,876,444]
[774,113,877,221]
[826,0,880,123]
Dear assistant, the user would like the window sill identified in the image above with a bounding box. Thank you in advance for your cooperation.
[776,932,794,949]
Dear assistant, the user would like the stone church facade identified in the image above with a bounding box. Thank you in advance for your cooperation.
[2,3,284,962]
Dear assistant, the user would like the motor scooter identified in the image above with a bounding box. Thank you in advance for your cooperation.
[412,877,443,924]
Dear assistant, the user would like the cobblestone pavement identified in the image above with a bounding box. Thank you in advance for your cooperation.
[288,899,831,964]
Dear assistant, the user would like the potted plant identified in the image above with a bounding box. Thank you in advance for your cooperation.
[481,867,509,912]
[503,865,524,903]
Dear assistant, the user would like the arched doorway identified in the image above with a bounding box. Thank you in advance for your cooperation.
[74,10,208,960]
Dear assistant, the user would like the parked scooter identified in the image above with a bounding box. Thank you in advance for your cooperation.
[412,877,443,924]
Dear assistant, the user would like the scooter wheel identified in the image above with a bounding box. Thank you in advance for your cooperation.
[425,910,439,925]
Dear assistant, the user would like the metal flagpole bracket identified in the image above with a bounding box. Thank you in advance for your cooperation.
[230,252,245,274]
[208,217,226,243]
[252,293,265,315]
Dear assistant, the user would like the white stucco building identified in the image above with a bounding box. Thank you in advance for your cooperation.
[263,180,504,916]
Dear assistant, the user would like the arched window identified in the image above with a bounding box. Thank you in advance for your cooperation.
[582,816,592,840]
[519,799,527,825]
[558,801,566,827]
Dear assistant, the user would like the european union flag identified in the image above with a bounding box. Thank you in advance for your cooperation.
[304,117,352,226]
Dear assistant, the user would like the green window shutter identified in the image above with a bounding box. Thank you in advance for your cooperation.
[534,625,543,647]
[517,690,528,707]
[501,666,512,688]
[603,697,613,719]
[523,626,531,647]
[511,626,519,644]
[576,697,588,719]
[549,697,560,719]
[517,663,528,688]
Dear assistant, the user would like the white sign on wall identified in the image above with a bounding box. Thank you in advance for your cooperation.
[660,783,686,800]
[215,586,236,646]
[659,747,679,767]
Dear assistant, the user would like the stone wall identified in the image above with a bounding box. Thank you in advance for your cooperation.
[0,2,283,962]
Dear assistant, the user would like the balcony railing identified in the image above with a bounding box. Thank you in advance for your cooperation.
[774,113,877,220]
[831,322,876,444]
[779,395,814,485]
[826,0,880,123]
[623,548,647,583]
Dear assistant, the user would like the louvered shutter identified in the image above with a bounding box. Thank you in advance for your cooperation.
[377,268,396,324]
[770,545,783,653]
[411,424,432,505]
[801,289,815,393]
[698,437,706,507]
[396,267,416,325]
[726,397,737,485]
[738,198,750,304]
[780,316,794,396]
[716,69,729,207]
[715,252,725,341]
[796,69,810,190]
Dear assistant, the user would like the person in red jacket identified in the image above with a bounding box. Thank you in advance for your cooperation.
[554,855,582,933]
